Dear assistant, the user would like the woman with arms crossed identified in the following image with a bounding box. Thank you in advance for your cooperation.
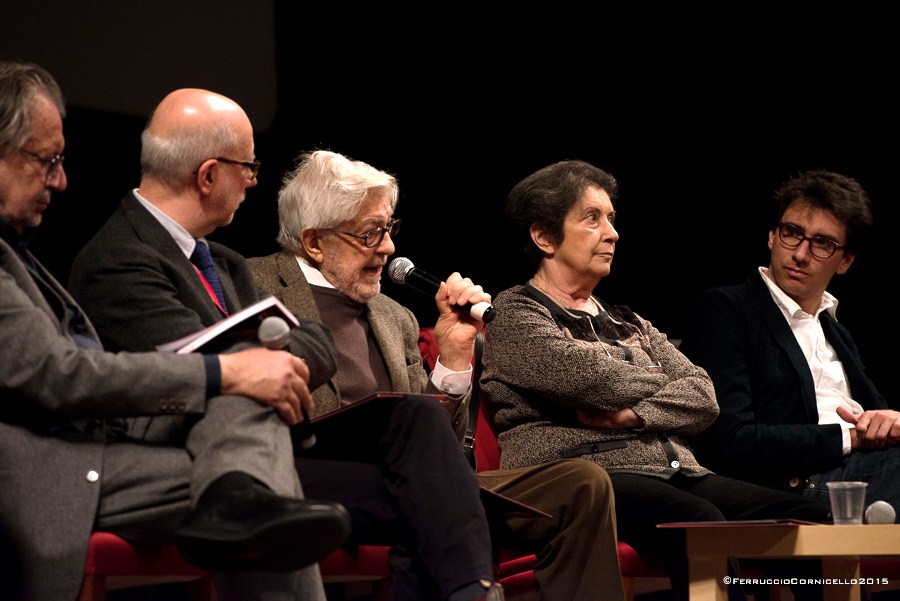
[481,159,831,601]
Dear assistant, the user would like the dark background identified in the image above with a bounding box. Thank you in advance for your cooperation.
[2,4,895,402]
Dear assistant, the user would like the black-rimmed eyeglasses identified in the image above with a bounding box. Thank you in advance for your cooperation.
[194,157,261,180]
[20,148,65,183]
[777,222,845,259]
[331,219,400,248]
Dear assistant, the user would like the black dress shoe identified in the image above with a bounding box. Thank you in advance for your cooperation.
[174,488,351,572]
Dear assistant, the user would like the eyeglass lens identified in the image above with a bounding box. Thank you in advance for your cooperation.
[364,220,400,247]
[21,149,64,182]
[778,223,841,258]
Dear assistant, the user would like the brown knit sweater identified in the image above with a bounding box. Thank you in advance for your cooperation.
[481,283,718,479]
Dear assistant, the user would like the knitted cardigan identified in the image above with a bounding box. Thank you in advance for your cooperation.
[481,282,718,478]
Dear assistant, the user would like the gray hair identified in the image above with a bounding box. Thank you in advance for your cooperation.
[276,150,399,255]
[140,117,241,187]
[0,61,66,153]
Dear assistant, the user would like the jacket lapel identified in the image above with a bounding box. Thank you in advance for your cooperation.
[120,194,223,324]
[367,295,409,391]
[747,273,820,421]
[268,252,340,411]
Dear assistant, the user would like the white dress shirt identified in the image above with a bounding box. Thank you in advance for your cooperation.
[759,267,863,455]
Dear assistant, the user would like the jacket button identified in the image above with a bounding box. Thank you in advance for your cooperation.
[789,477,800,488]
[670,460,680,469]
[86,470,100,483]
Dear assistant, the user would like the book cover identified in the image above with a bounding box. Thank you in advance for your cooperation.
[156,295,300,354]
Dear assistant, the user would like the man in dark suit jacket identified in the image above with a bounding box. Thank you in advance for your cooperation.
[0,62,348,601]
[68,92,509,599]
[680,169,900,513]
[247,150,627,601]
[67,88,345,599]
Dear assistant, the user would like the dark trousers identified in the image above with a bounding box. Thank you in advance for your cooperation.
[611,471,832,601]
[805,445,900,514]
[295,394,493,601]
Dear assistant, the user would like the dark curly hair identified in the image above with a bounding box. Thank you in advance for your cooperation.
[772,169,873,256]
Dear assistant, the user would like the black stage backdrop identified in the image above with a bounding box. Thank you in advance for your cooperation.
[2,4,895,402]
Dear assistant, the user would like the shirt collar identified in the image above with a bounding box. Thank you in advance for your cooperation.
[133,188,200,258]
[295,254,336,289]
[758,266,838,321]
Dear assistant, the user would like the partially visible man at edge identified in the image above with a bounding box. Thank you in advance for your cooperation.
[681,168,900,513]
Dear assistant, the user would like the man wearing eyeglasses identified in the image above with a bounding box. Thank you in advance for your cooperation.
[68,87,336,386]
[0,63,350,601]
[680,168,900,514]
[65,88,350,598]
[245,150,627,601]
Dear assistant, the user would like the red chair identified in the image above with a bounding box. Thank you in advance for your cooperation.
[418,327,670,601]
[83,532,393,601]
[83,532,394,601]
[470,382,669,601]
[80,531,215,601]
[318,545,391,601]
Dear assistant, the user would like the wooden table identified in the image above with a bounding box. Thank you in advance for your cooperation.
[658,522,900,601]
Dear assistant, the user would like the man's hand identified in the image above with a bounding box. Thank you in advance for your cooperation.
[218,348,314,426]
[576,407,644,430]
[433,272,492,372]
[837,406,900,449]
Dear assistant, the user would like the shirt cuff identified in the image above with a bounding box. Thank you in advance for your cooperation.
[430,356,472,395]
[203,354,222,397]
[842,427,853,456]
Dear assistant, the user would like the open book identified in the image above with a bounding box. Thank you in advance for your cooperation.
[156,295,299,354]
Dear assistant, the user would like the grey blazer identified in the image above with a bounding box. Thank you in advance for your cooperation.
[246,250,471,438]
[0,236,208,601]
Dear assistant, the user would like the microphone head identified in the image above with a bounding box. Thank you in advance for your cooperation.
[865,500,896,524]
[388,257,414,285]
[258,316,291,349]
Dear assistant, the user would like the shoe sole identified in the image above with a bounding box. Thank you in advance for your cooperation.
[175,503,351,572]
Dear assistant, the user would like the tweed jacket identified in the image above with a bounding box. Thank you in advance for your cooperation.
[679,271,888,493]
[0,233,208,601]
[481,283,718,477]
[247,250,471,439]
[67,194,337,440]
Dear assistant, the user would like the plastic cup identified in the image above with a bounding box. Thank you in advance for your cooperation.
[826,481,868,525]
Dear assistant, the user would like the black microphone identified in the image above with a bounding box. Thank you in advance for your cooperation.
[258,316,316,450]
[387,257,496,323]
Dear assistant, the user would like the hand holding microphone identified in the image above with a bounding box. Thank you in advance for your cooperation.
[258,316,317,449]
[388,257,497,323]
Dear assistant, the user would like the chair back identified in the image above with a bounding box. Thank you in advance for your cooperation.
[473,393,502,472]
